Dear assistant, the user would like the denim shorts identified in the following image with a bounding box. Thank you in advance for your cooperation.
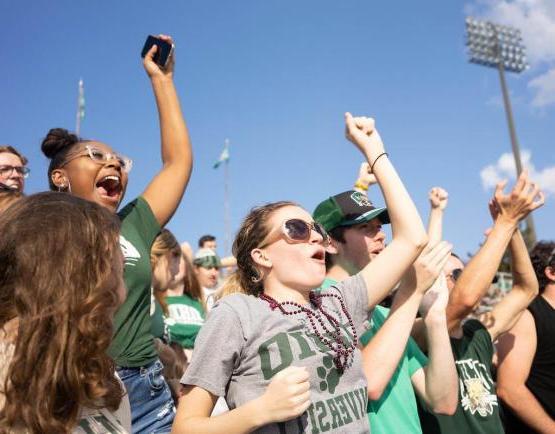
[117,359,175,434]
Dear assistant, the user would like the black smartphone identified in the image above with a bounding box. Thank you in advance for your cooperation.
[141,35,174,68]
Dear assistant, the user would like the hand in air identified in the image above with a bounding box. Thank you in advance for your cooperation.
[258,366,311,424]
[492,170,544,226]
[402,241,452,297]
[344,112,385,162]
[356,162,378,189]
[143,34,175,79]
[419,272,450,319]
[429,187,449,211]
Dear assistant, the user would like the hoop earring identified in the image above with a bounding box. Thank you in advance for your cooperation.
[58,179,72,193]
[251,268,265,283]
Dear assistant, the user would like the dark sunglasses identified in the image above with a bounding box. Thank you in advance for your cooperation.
[260,218,330,248]
[447,268,463,281]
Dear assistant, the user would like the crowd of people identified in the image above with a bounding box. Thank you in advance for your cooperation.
[0,35,554,434]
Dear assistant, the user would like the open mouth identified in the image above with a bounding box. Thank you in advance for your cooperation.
[95,175,122,203]
[311,249,325,262]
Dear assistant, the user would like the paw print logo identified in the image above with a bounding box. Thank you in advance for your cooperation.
[317,355,341,394]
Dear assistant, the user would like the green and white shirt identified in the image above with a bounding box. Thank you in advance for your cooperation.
[165,295,205,349]
[418,319,504,434]
[181,275,371,433]
[109,197,161,367]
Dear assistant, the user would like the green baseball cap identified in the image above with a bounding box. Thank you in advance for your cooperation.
[313,190,390,232]
[193,248,222,268]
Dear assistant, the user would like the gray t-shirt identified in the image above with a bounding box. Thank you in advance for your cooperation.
[181,274,371,434]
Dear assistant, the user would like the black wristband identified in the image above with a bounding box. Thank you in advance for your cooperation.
[370,152,388,173]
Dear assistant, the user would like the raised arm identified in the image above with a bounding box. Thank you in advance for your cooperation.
[427,187,448,248]
[411,187,448,350]
[142,35,193,227]
[496,311,555,433]
[353,162,377,194]
[412,273,458,415]
[446,172,543,331]
[362,241,452,400]
[344,113,428,309]
[173,367,310,434]
[480,226,539,341]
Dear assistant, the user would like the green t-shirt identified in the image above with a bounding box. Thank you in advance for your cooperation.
[320,278,427,434]
[165,295,205,349]
[108,197,161,367]
[418,319,505,434]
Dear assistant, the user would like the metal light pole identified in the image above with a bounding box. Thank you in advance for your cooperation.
[465,17,536,245]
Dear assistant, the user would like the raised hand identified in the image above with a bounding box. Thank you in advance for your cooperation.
[143,34,175,79]
[429,187,448,211]
[493,171,544,225]
[355,162,378,190]
[344,112,385,163]
[402,241,452,296]
[419,273,449,319]
[257,366,311,424]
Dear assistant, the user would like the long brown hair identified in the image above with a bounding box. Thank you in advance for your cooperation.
[0,192,124,433]
[151,229,182,315]
[231,201,297,296]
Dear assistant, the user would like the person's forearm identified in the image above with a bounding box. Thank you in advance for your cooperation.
[427,208,443,248]
[446,218,515,329]
[422,313,458,414]
[151,76,192,173]
[368,155,427,248]
[172,398,266,434]
[509,230,538,295]
[498,384,555,434]
[363,288,423,400]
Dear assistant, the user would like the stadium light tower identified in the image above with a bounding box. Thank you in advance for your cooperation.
[465,16,536,244]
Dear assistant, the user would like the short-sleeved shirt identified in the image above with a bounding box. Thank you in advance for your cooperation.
[418,319,504,434]
[181,275,371,433]
[150,293,170,343]
[165,294,205,349]
[321,278,427,434]
[109,197,161,367]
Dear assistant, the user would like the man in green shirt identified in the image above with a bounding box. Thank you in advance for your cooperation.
[414,172,544,434]
[314,187,458,434]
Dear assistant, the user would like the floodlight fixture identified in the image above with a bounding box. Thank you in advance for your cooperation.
[465,16,536,244]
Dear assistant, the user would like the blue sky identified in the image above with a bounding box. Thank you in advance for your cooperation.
[2,0,553,258]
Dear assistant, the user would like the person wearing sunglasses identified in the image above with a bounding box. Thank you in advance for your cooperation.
[40,35,192,434]
[496,241,555,434]
[415,172,545,434]
[172,113,428,433]
[0,145,29,193]
[312,186,458,434]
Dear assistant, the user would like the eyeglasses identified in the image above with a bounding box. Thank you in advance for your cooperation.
[0,165,30,179]
[447,268,463,282]
[260,218,330,248]
[63,145,133,173]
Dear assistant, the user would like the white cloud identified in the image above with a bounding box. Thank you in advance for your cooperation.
[480,149,555,195]
[529,67,555,107]
[466,0,555,107]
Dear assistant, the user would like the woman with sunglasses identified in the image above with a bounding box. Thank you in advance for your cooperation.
[41,35,192,433]
[172,113,428,433]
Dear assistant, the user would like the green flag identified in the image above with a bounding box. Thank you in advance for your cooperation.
[213,141,230,169]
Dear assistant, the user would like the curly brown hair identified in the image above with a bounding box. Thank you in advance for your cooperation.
[0,192,124,433]
[231,201,297,295]
[531,241,555,293]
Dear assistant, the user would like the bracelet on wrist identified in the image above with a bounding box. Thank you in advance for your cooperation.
[370,152,388,173]
[354,181,369,191]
